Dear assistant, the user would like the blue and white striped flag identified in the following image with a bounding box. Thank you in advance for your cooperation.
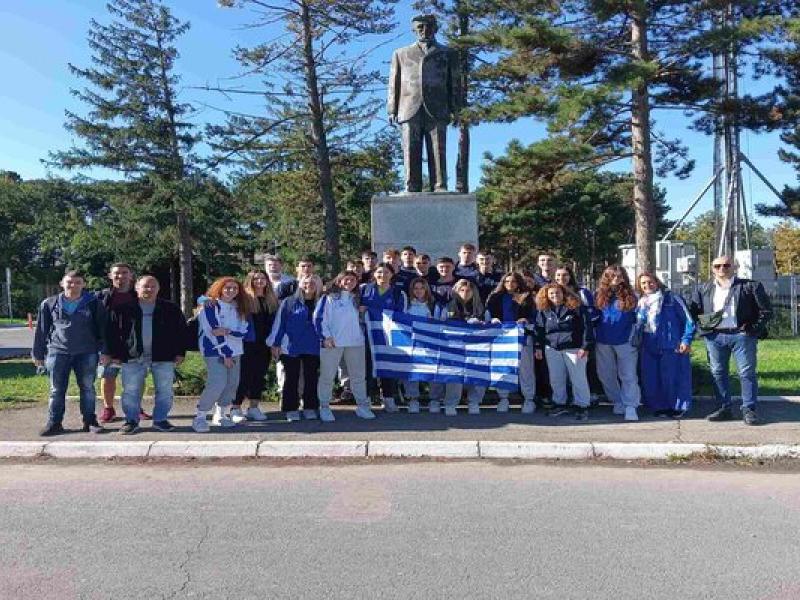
[366,311,524,390]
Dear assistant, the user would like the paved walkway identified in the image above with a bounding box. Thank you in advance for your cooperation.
[0,326,32,358]
[2,397,799,445]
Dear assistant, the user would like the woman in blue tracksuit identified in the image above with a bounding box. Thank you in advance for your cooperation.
[267,275,323,421]
[359,262,407,413]
[635,272,695,417]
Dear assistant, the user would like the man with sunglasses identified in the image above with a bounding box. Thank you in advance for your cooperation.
[689,255,772,425]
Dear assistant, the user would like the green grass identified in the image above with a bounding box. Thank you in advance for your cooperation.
[690,337,800,396]
[2,340,798,409]
[0,317,28,326]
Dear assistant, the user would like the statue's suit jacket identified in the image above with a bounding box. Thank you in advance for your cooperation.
[388,41,461,124]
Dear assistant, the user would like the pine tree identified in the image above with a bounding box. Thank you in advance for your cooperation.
[211,0,396,276]
[49,0,199,314]
[466,0,790,272]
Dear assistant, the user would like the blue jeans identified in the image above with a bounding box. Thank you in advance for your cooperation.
[46,352,98,425]
[120,360,175,423]
[704,332,759,410]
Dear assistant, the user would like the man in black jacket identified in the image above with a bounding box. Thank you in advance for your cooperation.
[104,275,186,434]
[689,255,772,425]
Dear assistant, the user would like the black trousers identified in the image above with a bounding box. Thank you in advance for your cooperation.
[535,353,552,400]
[280,354,320,411]
[363,344,397,399]
[234,342,271,405]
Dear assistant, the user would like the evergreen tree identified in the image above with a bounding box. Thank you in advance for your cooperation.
[466,0,790,272]
[212,0,397,276]
[478,139,670,280]
[48,0,199,314]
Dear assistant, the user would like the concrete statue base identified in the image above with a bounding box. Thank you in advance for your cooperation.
[371,192,478,261]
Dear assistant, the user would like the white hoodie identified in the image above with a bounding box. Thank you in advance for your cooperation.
[313,291,364,347]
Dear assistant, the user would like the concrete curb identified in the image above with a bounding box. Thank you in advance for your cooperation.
[2,440,800,461]
[369,440,479,458]
[257,441,367,458]
[480,442,594,460]
[148,441,259,458]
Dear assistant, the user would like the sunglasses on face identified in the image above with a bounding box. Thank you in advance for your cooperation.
[713,263,731,269]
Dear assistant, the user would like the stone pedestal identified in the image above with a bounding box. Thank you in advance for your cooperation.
[371,192,478,261]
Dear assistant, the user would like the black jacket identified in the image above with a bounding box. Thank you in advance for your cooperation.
[485,290,535,323]
[689,277,772,337]
[106,298,187,362]
[535,305,594,351]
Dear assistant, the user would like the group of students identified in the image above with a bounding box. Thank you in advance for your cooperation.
[32,243,772,436]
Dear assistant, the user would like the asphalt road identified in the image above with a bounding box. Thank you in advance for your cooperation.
[1,462,799,600]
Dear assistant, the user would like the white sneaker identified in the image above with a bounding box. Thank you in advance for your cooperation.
[303,409,318,420]
[444,406,458,417]
[521,399,536,414]
[229,408,247,424]
[496,398,510,413]
[382,397,399,413]
[211,404,224,423]
[286,410,301,422]
[211,413,236,427]
[428,400,440,414]
[246,406,268,422]
[624,406,639,421]
[408,400,420,413]
[319,408,335,422]
[613,403,625,415]
[192,415,210,433]
[468,403,480,415]
[355,406,376,419]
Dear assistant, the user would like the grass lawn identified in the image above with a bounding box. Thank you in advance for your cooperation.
[1,340,798,409]
[0,318,28,327]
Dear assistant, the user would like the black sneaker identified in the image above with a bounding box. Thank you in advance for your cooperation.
[742,409,761,426]
[119,421,140,435]
[574,407,589,421]
[82,418,105,433]
[549,405,571,417]
[152,420,175,432]
[706,406,734,421]
[40,422,65,437]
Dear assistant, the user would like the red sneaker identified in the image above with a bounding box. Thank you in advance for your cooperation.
[99,406,116,423]
[139,409,152,420]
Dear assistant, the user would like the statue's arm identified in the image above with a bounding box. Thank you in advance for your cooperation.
[387,50,400,123]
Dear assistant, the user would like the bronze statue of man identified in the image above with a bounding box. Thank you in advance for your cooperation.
[388,14,461,193]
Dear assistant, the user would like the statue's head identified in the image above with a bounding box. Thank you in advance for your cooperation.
[411,14,438,43]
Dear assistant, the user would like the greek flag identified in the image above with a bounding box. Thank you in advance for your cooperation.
[366,311,524,390]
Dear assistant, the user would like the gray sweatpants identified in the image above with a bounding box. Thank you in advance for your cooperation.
[545,347,590,407]
[596,342,641,408]
[318,346,368,408]
[197,356,241,413]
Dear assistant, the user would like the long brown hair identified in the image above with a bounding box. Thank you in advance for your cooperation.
[205,277,249,319]
[636,271,665,294]
[535,284,582,311]
[595,266,637,311]
[327,270,361,306]
[408,277,434,305]
[492,272,531,305]
[242,269,279,314]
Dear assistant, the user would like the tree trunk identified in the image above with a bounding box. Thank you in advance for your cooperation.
[455,6,470,194]
[176,210,194,316]
[155,25,194,315]
[300,0,340,276]
[631,10,655,274]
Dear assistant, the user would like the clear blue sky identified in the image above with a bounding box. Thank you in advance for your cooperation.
[0,0,795,228]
